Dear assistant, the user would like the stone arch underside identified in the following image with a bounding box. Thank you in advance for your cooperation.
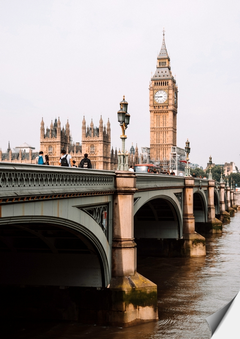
[0,216,109,288]
[193,192,207,223]
[134,197,180,239]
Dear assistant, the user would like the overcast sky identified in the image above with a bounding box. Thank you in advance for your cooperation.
[0,0,240,168]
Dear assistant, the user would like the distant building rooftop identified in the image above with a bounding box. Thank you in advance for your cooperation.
[15,142,35,151]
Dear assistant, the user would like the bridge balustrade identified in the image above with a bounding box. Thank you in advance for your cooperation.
[0,163,115,203]
[135,173,185,190]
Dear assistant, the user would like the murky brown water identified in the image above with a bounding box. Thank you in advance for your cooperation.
[3,213,240,339]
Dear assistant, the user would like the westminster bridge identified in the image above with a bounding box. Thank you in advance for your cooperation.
[0,163,237,326]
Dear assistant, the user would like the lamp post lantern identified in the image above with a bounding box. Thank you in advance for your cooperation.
[117,96,131,171]
[208,156,212,180]
[184,139,191,176]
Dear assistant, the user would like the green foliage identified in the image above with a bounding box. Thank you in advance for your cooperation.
[190,166,240,184]
[205,165,224,182]
[190,168,206,178]
[226,173,240,188]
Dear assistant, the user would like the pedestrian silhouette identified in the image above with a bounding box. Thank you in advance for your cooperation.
[79,153,92,169]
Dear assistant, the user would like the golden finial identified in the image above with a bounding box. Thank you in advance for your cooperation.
[123,95,125,100]
[163,28,165,37]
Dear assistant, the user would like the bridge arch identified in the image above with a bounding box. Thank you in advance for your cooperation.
[134,193,182,239]
[0,198,112,288]
[193,190,208,223]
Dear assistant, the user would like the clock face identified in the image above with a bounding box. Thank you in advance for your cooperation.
[154,90,168,104]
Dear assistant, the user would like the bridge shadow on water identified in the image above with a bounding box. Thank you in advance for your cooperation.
[0,254,208,339]
[0,230,209,339]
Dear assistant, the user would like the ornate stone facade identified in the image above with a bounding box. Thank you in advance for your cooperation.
[40,116,117,170]
[0,117,118,170]
[149,31,178,165]
[81,116,112,170]
[40,117,79,166]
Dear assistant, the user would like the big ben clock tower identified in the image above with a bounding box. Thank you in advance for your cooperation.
[149,31,178,166]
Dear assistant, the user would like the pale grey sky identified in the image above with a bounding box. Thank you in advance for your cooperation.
[0,0,240,168]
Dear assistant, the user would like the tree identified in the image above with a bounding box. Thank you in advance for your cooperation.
[226,173,240,188]
[205,165,224,182]
[190,167,206,178]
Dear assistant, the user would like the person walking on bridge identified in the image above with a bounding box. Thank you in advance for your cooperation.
[79,153,92,169]
[59,149,72,167]
[36,151,44,165]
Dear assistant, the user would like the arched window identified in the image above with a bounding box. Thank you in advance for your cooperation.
[48,146,53,153]
[90,145,95,154]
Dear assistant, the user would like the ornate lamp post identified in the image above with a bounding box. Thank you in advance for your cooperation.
[208,156,212,180]
[184,139,191,176]
[117,96,130,171]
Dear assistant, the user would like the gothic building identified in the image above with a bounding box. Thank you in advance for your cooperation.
[0,117,118,170]
[149,31,178,165]
[81,116,112,170]
[128,144,139,167]
[0,144,38,164]
[40,118,81,166]
[39,116,117,170]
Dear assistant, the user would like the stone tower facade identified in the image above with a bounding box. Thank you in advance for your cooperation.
[82,116,112,170]
[149,32,178,166]
[40,117,79,166]
[39,117,115,169]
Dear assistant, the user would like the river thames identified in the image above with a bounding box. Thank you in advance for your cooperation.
[3,212,240,339]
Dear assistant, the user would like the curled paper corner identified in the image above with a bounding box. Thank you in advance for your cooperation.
[206,293,237,337]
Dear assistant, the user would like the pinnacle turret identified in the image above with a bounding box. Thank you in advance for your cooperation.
[157,29,169,60]
[57,117,61,129]
[107,118,110,132]
[152,30,173,81]
[99,115,103,136]
[40,118,45,138]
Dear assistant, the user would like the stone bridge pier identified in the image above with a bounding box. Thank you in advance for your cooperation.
[194,179,223,234]
[207,180,222,233]
[182,178,206,256]
[219,182,231,223]
[110,171,158,325]
[230,188,237,215]
[227,186,235,217]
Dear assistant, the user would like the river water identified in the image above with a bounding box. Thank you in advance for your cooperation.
[4,212,240,339]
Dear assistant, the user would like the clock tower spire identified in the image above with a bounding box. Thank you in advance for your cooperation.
[149,31,178,168]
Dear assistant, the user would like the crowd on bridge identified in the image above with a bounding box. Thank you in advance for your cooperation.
[36,150,92,168]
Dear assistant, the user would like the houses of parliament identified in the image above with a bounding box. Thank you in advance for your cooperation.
[0,33,178,169]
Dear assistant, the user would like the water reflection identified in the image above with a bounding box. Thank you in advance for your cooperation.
[4,213,240,338]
